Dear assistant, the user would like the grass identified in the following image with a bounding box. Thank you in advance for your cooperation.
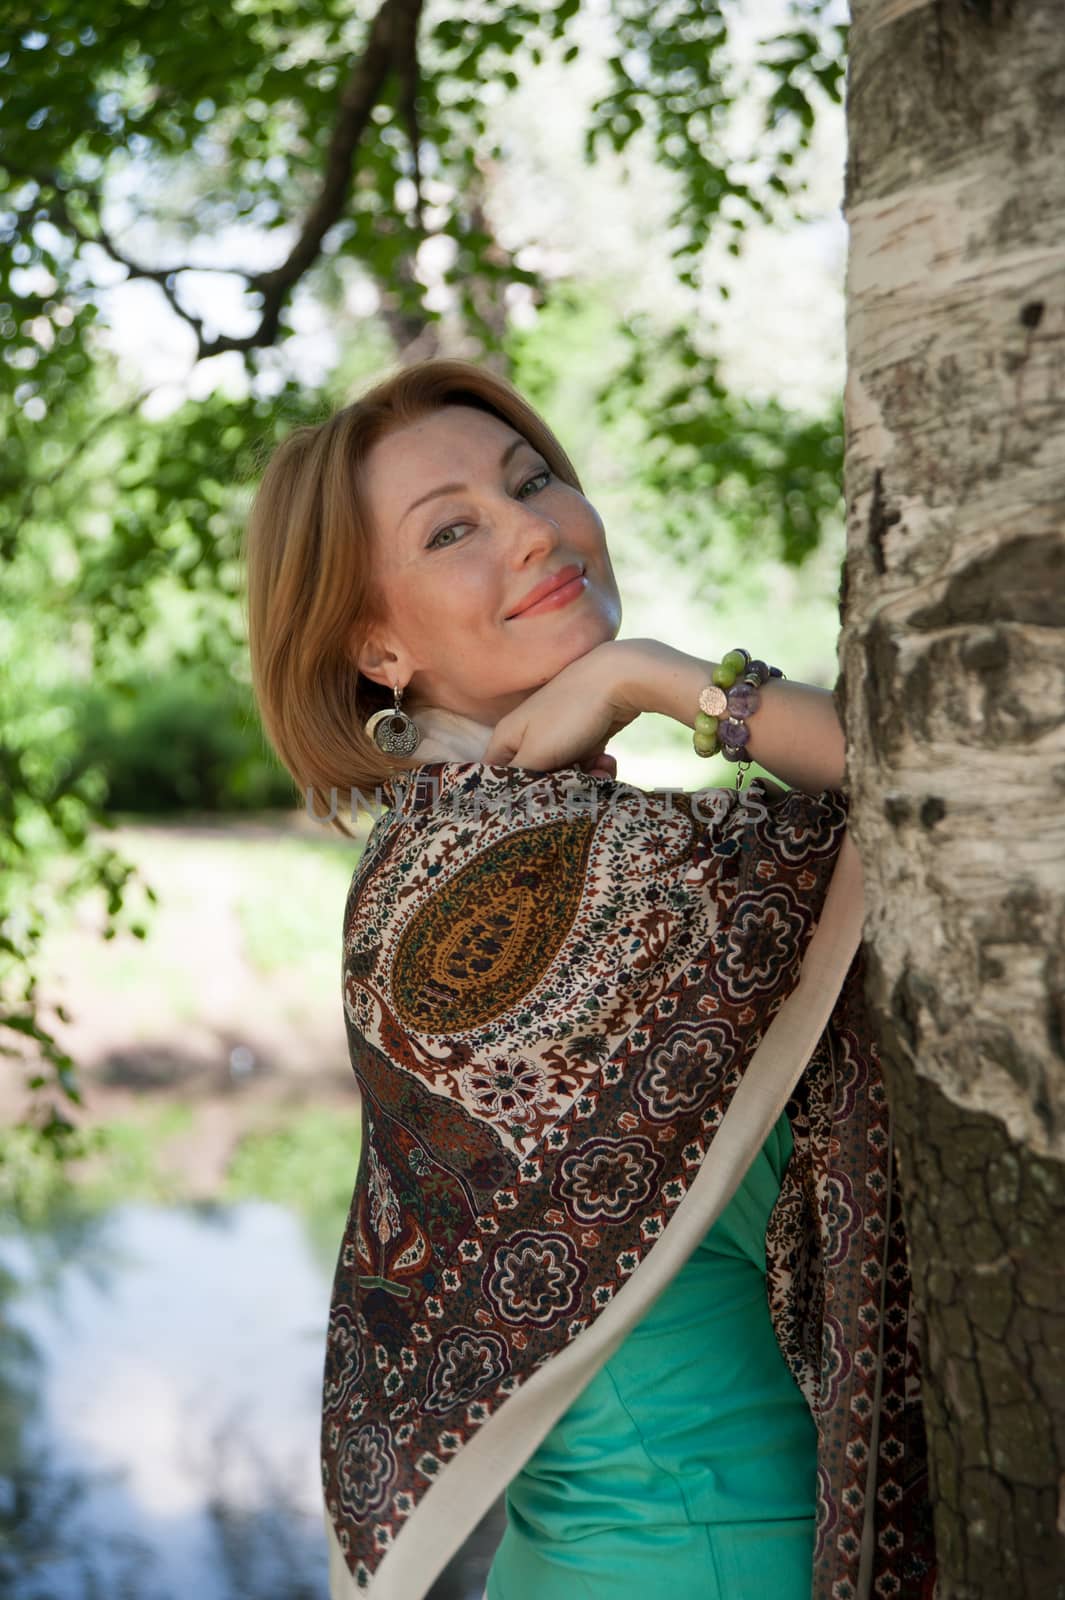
[222,1106,363,1267]
[0,1101,363,1277]
[30,818,366,1039]
[233,838,360,978]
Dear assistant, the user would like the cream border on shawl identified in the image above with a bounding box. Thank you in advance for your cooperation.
[326,828,866,1600]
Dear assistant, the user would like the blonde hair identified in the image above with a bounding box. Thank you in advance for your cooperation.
[242,358,585,837]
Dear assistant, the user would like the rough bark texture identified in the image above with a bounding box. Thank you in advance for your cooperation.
[839,1,1065,1595]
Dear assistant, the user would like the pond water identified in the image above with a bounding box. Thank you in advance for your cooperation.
[0,1197,504,1599]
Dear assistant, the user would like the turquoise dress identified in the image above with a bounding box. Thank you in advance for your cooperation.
[484,1110,817,1600]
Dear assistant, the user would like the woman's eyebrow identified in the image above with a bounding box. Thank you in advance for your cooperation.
[398,436,530,526]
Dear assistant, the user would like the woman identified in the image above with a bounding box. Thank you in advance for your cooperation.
[243,359,937,1600]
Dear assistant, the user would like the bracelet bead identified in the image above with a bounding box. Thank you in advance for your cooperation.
[725,682,760,719]
[694,711,719,738]
[719,717,749,750]
[698,684,728,718]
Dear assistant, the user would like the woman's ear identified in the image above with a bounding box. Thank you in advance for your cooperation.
[354,626,403,691]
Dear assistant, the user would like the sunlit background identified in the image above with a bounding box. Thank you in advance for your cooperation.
[1,1,847,1594]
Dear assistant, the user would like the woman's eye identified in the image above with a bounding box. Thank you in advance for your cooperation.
[427,522,469,550]
[427,469,552,550]
[519,468,552,497]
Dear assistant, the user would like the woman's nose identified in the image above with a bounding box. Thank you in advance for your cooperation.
[509,503,561,564]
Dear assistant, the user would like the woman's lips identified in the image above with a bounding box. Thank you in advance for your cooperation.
[507,572,587,618]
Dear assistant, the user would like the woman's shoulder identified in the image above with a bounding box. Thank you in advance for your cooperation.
[353,763,849,900]
[342,765,851,1039]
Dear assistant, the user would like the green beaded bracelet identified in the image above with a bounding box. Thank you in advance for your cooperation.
[693,724,718,757]
[692,648,785,786]
[711,648,748,690]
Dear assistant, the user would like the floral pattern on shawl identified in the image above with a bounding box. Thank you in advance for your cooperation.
[321,762,935,1597]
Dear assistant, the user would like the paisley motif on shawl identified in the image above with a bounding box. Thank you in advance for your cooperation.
[342,768,717,1161]
[391,820,595,1031]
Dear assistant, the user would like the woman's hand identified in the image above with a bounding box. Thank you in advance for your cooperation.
[481,640,640,776]
[483,635,846,793]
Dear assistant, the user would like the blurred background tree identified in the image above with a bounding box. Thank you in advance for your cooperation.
[0,0,846,1161]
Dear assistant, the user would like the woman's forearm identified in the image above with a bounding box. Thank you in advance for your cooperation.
[616,639,846,793]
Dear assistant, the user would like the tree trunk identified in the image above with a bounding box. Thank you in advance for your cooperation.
[838,2,1065,1596]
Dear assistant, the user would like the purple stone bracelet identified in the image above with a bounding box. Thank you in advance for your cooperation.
[725,681,761,720]
[719,715,752,750]
[694,648,785,788]
[719,659,784,769]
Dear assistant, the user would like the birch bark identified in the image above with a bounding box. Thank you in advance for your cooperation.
[839,1,1065,1593]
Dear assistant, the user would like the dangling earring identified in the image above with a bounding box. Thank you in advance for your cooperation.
[364,681,421,755]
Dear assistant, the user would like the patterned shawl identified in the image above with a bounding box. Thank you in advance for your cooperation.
[320,709,937,1599]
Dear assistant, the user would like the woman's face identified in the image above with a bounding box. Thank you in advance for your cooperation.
[356,403,623,724]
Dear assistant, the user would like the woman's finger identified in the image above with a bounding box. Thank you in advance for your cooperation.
[481,734,518,766]
[579,750,618,780]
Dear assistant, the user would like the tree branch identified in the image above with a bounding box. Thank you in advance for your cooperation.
[35,0,427,363]
[246,0,426,327]
[43,187,211,349]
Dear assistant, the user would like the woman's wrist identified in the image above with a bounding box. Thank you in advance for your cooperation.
[610,638,846,793]
[611,639,711,722]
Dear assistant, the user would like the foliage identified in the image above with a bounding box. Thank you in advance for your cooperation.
[0,1101,362,1277]
[0,0,846,1163]
[60,667,299,814]
[0,1119,111,1225]
[0,363,326,1148]
[596,314,844,573]
[585,0,846,285]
